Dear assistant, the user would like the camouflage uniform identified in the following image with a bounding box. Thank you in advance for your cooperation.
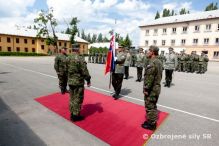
[67,54,91,116]
[112,50,126,98]
[144,57,162,125]
[54,53,68,93]
[158,51,165,69]
[203,54,209,73]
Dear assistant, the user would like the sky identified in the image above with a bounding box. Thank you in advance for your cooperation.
[0,0,218,46]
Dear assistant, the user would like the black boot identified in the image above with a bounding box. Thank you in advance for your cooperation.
[70,114,84,122]
[141,121,157,130]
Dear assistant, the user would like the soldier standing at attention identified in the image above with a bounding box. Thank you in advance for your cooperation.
[164,47,178,87]
[124,49,131,79]
[54,47,68,94]
[142,45,162,131]
[67,44,91,121]
[112,46,127,100]
[158,50,165,70]
[136,48,144,82]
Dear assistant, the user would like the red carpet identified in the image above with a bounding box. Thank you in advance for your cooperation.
[35,89,168,146]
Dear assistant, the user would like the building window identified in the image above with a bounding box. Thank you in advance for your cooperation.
[41,39,44,42]
[145,40,148,46]
[16,47,20,52]
[204,38,209,44]
[16,38,19,43]
[32,48,36,53]
[217,24,219,30]
[213,51,219,58]
[153,29,158,35]
[32,39,35,44]
[216,38,219,44]
[7,47,11,52]
[24,39,28,44]
[171,40,175,45]
[153,40,157,45]
[0,46,2,52]
[145,30,149,36]
[172,28,176,34]
[163,28,167,34]
[181,39,186,45]
[195,25,200,32]
[193,39,198,44]
[59,42,62,46]
[41,45,44,50]
[7,37,11,43]
[162,40,166,46]
[64,42,67,47]
[0,37,1,42]
[25,48,28,52]
[206,24,211,30]
[182,27,187,33]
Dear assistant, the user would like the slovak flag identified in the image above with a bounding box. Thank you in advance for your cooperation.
[105,34,115,75]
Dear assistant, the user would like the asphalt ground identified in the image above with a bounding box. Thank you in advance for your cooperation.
[0,56,219,146]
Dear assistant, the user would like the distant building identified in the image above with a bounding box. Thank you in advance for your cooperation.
[0,27,89,55]
[139,10,219,61]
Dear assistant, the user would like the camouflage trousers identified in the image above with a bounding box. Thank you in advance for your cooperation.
[69,85,84,116]
[57,74,68,91]
[144,95,159,124]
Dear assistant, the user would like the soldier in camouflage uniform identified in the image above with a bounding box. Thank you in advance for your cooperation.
[203,54,209,73]
[112,46,127,99]
[193,51,199,73]
[54,47,68,94]
[67,44,91,121]
[124,49,131,79]
[135,48,145,82]
[142,45,162,131]
[197,52,205,74]
[179,51,186,72]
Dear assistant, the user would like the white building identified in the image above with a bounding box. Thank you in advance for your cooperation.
[139,10,219,61]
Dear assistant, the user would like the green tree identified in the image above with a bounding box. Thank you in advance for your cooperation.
[103,36,109,42]
[69,17,80,45]
[155,11,160,19]
[87,33,91,43]
[205,2,218,11]
[123,34,132,48]
[97,33,103,42]
[179,8,190,15]
[65,27,71,34]
[34,7,58,53]
[81,29,86,40]
[162,8,171,17]
[91,34,97,43]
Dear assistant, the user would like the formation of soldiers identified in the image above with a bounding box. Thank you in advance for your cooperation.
[88,53,107,64]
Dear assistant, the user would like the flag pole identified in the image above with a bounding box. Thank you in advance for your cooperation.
[109,19,117,89]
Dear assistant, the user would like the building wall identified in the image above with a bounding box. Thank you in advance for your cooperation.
[140,18,219,61]
[0,34,88,55]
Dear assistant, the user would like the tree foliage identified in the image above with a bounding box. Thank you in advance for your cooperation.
[155,11,160,19]
[34,7,58,52]
[205,2,218,11]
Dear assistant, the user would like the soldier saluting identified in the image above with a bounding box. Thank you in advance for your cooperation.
[67,44,91,121]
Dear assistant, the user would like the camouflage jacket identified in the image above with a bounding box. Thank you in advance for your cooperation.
[144,57,162,97]
[67,54,91,86]
[54,54,68,75]
[115,52,126,74]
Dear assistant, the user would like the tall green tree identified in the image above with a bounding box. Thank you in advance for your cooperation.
[97,33,103,42]
[87,33,91,43]
[179,8,190,15]
[69,17,80,45]
[34,7,58,53]
[155,11,160,19]
[103,36,109,42]
[91,34,97,43]
[123,34,132,48]
[205,2,218,11]
[81,29,86,40]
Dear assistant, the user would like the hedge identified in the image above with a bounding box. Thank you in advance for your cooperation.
[0,52,48,56]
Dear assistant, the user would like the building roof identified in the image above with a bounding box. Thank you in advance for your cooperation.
[0,27,89,43]
[140,10,219,27]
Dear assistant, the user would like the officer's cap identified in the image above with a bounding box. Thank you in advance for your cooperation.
[168,47,174,51]
[149,45,159,54]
